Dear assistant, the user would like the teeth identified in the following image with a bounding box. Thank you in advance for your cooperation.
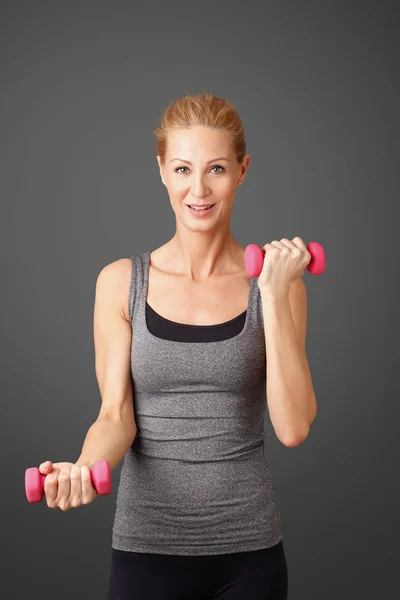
[189,205,213,210]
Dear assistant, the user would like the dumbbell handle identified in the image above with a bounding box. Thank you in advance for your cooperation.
[25,459,111,503]
[244,241,326,277]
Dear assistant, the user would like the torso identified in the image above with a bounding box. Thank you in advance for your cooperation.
[120,243,252,326]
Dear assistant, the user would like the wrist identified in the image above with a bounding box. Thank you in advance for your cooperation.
[259,286,290,304]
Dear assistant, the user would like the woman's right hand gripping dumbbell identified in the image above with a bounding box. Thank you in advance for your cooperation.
[37,461,99,511]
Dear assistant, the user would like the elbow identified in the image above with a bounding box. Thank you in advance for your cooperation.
[274,395,317,448]
[281,434,307,448]
[279,422,312,448]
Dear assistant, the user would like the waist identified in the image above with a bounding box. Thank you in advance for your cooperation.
[131,402,266,463]
[112,444,283,555]
[119,442,272,505]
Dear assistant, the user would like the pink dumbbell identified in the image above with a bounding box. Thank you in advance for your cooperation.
[244,241,326,277]
[25,459,111,503]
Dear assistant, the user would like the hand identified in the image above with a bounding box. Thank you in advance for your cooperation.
[39,461,98,511]
[257,237,311,298]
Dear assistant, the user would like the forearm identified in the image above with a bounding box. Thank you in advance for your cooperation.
[76,417,137,472]
[261,292,317,445]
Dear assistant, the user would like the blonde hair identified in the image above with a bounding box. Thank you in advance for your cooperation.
[153,92,247,167]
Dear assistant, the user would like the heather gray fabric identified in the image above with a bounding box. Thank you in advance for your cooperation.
[111,250,283,556]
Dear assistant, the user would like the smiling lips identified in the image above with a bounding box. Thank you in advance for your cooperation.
[186,204,216,216]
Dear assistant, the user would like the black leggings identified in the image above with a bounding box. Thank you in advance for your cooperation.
[107,540,288,599]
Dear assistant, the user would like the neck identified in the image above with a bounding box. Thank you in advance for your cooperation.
[166,228,243,282]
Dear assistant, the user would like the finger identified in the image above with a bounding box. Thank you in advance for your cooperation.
[81,465,96,504]
[284,237,308,264]
[270,240,285,250]
[281,239,303,260]
[57,468,72,510]
[292,236,308,251]
[39,461,53,474]
[44,468,60,507]
[52,462,75,470]
[279,238,296,249]
[292,237,312,265]
[69,465,82,508]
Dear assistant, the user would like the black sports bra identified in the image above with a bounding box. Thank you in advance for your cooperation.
[146,302,247,343]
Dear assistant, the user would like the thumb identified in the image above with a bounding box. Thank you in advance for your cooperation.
[39,460,53,474]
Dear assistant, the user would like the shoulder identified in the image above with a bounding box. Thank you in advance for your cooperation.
[95,258,133,323]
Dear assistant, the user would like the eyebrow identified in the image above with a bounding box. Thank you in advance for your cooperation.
[169,157,230,164]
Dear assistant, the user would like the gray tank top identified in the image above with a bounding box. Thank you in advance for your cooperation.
[111,250,283,556]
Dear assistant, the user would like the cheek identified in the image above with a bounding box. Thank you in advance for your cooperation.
[221,181,237,197]
[169,178,187,191]
[165,181,183,196]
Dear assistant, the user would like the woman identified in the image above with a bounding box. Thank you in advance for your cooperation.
[39,92,317,599]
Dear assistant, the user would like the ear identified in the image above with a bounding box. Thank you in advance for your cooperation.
[241,154,250,178]
[157,155,167,186]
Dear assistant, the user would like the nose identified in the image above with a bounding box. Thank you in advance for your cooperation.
[190,174,209,198]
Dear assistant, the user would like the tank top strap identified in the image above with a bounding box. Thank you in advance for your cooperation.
[252,275,265,331]
[247,267,260,327]
[128,252,148,325]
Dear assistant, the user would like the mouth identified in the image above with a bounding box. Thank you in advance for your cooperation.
[185,203,216,217]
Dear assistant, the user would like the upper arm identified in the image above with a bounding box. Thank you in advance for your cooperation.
[288,276,307,351]
[93,258,136,431]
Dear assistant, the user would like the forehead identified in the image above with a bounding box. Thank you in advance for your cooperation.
[166,127,232,160]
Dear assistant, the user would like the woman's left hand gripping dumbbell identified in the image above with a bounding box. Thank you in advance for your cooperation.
[27,461,99,510]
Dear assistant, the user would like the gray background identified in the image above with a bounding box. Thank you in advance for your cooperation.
[1,1,397,598]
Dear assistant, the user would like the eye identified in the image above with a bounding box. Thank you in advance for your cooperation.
[211,165,225,174]
[175,165,225,175]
